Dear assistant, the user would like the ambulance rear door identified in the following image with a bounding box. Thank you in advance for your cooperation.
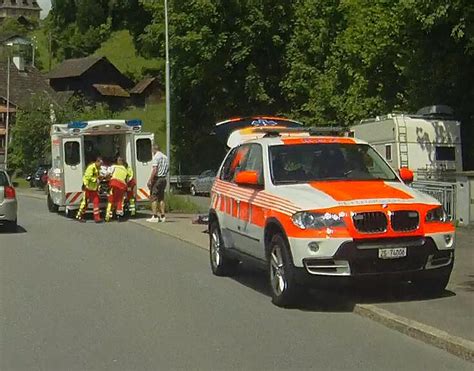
[132,133,154,202]
[61,136,84,207]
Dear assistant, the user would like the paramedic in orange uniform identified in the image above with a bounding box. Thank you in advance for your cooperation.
[77,156,103,223]
[105,157,129,222]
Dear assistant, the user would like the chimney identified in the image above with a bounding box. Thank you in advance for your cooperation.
[12,56,25,72]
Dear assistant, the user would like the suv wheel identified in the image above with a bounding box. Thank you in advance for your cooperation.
[209,221,238,276]
[412,274,450,296]
[268,234,302,307]
[6,219,18,233]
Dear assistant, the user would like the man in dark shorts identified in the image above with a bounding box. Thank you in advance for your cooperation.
[147,145,169,223]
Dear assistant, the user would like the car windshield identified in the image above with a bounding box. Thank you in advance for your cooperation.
[0,171,9,186]
[269,143,398,184]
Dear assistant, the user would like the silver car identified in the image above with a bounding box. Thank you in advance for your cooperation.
[190,170,216,196]
[0,169,18,232]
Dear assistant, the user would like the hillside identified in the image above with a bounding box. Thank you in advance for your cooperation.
[93,30,163,81]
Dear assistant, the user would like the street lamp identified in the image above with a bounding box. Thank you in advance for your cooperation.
[164,0,171,192]
[4,54,10,170]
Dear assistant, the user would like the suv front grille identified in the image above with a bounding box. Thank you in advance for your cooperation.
[391,210,419,232]
[352,212,387,233]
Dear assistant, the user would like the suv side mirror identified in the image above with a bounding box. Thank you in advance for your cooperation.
[399,168,414,183]
[235,170,260,187]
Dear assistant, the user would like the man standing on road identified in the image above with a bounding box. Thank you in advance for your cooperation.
[77,156,103,223]
[147,144,169,223]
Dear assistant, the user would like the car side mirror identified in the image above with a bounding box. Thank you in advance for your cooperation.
[399,168,414,183]
[235,170,261,187]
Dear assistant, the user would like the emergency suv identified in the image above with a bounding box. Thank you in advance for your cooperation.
[47,119,153,217]
[208,118,455,307]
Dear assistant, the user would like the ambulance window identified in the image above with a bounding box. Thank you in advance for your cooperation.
[137,139,152,162]
[435,146,455,161]
[239,144,264,185]
[64,142,80,166]
[220,147,239,182]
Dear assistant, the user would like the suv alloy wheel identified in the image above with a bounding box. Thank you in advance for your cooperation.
[268,234,303,307]
[209,221,238,276]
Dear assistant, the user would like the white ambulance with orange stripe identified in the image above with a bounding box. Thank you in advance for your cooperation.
[47,120,153,217]
[208,118,455,307]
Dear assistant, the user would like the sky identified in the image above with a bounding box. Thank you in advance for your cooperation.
[37,0,52,19]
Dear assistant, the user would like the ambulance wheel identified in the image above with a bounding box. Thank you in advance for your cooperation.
[65,208,75,219]
[47,192,59,213]
[268,234,303,307]
[209,221,238,276]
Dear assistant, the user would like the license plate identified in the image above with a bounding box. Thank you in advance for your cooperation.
[378,247,407,259]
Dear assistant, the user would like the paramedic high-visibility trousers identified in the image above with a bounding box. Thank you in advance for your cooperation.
[106,180,127,221]
[127,179,136,216]
[76,190,101,222]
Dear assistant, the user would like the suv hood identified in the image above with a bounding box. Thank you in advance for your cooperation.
[268,181,439,211]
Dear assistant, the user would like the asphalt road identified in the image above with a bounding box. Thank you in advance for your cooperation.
[0,196,471,371]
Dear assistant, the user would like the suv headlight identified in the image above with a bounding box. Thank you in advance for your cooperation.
[292,211,346,230]
[425,206,449,223]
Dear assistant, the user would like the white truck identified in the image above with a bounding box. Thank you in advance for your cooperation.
[351,105,463,180]
[47,119,154,217]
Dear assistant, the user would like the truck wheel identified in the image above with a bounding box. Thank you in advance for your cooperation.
[209,221,238,276]
[47,192,59,213]
[190,185,197,196]
[268,234,302,307]
[412,275,450,296]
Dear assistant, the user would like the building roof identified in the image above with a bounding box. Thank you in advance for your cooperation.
[0,60,61,107]
[130,77,157,94]
[93,84,130,98]
[0,0,41,11]
[45,56,104,79]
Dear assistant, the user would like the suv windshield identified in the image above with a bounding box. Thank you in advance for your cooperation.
[269,143,398,184]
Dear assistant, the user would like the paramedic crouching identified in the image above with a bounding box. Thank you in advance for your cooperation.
[147,145,169,223]
[106,157,129,222]
[77,156,103,223]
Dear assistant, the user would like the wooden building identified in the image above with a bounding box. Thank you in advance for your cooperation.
[46,56,134,111]
[0,0,41,21]
[130,77,163,107]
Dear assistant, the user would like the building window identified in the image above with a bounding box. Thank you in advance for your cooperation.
[435,146,456,161]
[385,144,392,161]
[64,141,80,166]
[136,138,152,162]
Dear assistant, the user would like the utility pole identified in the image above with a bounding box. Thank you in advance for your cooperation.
[5,55,10,170]
[48,31,52,72]
[164,0,171,192]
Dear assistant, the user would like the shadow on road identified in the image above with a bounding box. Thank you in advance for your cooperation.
[0,225,27,234]
[231,265,455,313]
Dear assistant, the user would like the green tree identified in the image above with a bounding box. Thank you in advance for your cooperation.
[8,95,114,173]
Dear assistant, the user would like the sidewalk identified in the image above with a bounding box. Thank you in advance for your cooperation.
[16,189,474,361]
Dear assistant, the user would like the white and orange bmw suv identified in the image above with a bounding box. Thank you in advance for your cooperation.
[209,121,455,307]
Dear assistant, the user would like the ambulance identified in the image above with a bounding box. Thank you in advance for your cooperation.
[209,117,455,307]
[47,119,153,217]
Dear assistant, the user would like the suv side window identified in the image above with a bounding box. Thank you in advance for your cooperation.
[220,147,238,182]
[238,144,264,186]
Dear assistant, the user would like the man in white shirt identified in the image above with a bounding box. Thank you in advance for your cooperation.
[147,144,169,222]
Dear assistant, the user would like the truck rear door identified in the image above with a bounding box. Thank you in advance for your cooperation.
[133,133,154,202]
[62,137,84,206]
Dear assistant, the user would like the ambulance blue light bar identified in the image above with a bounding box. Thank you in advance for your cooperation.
[126,119,143,127]
[67,121,88,129]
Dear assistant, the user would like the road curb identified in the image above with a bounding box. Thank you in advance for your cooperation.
[129,219,209,252]
[354,304,474,362]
